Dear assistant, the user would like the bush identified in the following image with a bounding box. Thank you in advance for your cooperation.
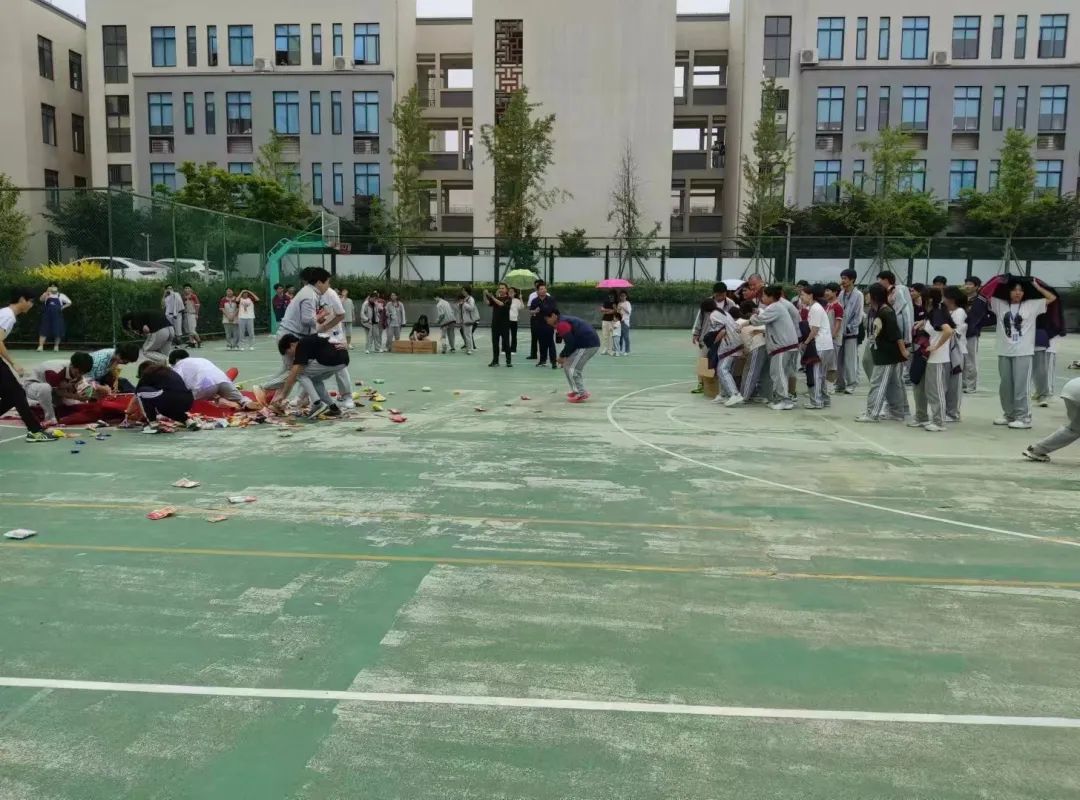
[29,262,109,284]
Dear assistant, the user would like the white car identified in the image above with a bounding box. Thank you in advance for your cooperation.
[74,257,172,281]
[156,258,224,279]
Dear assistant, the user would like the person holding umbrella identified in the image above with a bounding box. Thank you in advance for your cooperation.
[985,275,1058,429]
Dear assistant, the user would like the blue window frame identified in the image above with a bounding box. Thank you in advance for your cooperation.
[226,91,252,135]
[901,17,929,60]
[228,162,253,175]
[331,91,343,135]
[332,163,344,204]
[1038,14,1068,58]
[952,86,981,131]
[273,91,300,134]
[150,162,176,191]
[148,92,173,135]
[817,17,845,60]
[952,16,980,59]
[353,23,380,64]
[151,26,176,67]
[183,91,195,134]
[899,159,927,192]
[816,87,844,131]
[856,17,868,60]
[949,159,977,200]
[352,91,379,134]
[312,163,323,205]
[310,91,322,135]
[878,17,890,59]
[1038,85,1068,131]
[274,24,301,66]
[813,160,842,203]
[900,86,929,130]
[353,163,380,198]
[1035,159,1063,196]
[228,25,254,66]
[207,25,218,66]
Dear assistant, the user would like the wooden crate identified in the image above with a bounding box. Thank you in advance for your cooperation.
[412,339,437,354]
[390,340,413,353]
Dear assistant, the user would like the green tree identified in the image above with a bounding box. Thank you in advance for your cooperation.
[479,88,565,269]
[44,190,162,259]
[172,162,313,230]
[608,141,661,280]
[556,228,590,256]
[739,78,795,279]
[0,173,30,268]
[372,87,432,281]
[255,131,300,192]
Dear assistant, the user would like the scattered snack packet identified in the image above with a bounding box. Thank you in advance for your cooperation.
[3,529,37,540]
[388,408,401,415]
[146,506,177,521]
[520,395,532,401]
[389,415,407,424]
[474,407,488,413]
[372,379,386,384]
[227,496,257,504]
[421,386,432,392]
[206,515,229,524]
[172,478,200,489]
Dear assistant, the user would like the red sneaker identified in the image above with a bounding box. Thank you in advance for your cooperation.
[568,392,590,404]
[566,391,579,398]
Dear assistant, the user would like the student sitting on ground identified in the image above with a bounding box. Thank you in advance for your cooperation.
[121,311,175,365]
[87,342,141,394]
[409,315,431,342]
[24,352,94,427]
[168,350,259,410]
[134,361,195,433]
[273,333,351,419]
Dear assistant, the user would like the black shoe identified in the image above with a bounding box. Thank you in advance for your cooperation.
[323,404,343,418]
[505,359,512,367]
[488,361,499,367]
[552,364,558,370]
[537,361,547,368]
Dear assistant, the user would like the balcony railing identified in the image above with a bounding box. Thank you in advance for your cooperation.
[671,150,726,172]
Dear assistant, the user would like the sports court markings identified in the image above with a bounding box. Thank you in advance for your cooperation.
[608,382,1080,550]
[0,677,1077,729]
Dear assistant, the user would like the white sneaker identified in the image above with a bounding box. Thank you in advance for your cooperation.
[248,346,255,351]
[768,401,787,411]
[993,417,1010,426]
[781,401,796,411]
[711,395,727,405]
[854,414,878,423]
[907,420,927,428]
[724,394,744,408]
[924,423,945,432]
[1008,420,1032,430]
[339,398,356,410]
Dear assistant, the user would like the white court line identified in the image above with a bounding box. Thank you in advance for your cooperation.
[829,419,904,460]
[664,404,877,449]
[608,382,1080,550]
[0,677,1077,729]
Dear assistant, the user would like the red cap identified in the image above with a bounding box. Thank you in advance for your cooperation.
[556,321,571,337]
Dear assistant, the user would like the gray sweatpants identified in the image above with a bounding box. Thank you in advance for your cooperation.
[769,349,798,403]
[385,325,402,350]
[440,325,457,352]
[740,347,766,399]
[914,362,948,427]
[238,318,255,348]
[806,360,829,408]
[563,346,599,395]
[224,323,240,349]
[865,363,909,419]
[962,336,980,392]
[999,355,1033,423]
[167,314,182,341]
[194,381,248,405]
[1030,398,1080,456]
[717,355,739,398]
[365,325,381,353]
[459,323,476,352]
[862,341,876,382]
[1033,350,1056,402]
[945,368,962,421]
[142,327,174,365]
[837,337,861,392]
[24,381,56,421]
[297,365,343,407]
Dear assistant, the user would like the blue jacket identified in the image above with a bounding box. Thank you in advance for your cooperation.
[558,316,601,357]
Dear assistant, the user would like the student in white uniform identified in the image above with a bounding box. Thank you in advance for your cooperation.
[988,278,1057,429]
[169,350,258,408]
[909,288,954,433]
[942,287,968,422]
[801,285,834,409]
[318,284,355,410]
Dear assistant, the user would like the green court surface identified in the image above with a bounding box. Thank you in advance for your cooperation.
[2,331,1080,799]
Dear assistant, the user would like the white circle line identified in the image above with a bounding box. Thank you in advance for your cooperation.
[606,381,1080,550]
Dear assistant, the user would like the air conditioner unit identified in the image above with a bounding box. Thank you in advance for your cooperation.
[799,49,819,66]
[253,57,273,72]
[931,50,950,66]
[333,56,348,70]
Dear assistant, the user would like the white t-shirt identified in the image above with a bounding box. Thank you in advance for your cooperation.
[736,318,765,351]
[950,308,968,355]
[618,300,632,325]
[923,316,953,364]
[318,288,347,344]
[172,357,230,393]
[990,297,1047,358]
[509,297,524,322]
[1047,334,1062,354]
[807,303,833,352]
[238,297,256,319]
[0,307,15,337]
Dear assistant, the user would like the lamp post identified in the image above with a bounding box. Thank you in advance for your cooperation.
[781,218,794,283]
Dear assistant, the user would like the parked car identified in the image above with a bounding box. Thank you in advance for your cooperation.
[155,258,224,279]
[74,257,171,281]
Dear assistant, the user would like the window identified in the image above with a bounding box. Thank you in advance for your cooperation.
[207,26,218,66]
[182,92,195,135]
[763,16,791,77]
[1015,15,1028,58]
[275,24,301,66]
[353,24,380,64]
[353,91,379,134]
[816,87,844,131]
[817,17,845,60]
[228,25,254,66]
[901,17,929,60]
[105,95,130,152]
[853,159,866,190]
[332,163,344,204]
[952,86,981,131]
[74,176,87,188]
[952,16,980,59]
[148,92,173,135]
[103,26,128,83]
[273,91,300,135]
[312,163,323,204]
[71,114,85,153]
[228,162,253,175]
[226,91,252,134]
[692,64,723,87]
[674,64,687,101]
[38,36,54,79]
[949,159,977,200]
[354,163,380,198]
[900,159,927,192]
[855,86,868,130]
[151,27,176,67]
[205,92,216,135]
[1015,86,1028,128]
[311,24,323,66]
[331,91,343,135]
[310,91,322,134]
[877,86,891,130]
[813,160,842,203]
[992,15,1004,58]
[900,86,929,130]
[1039,15,1068,58]
[878,17,890,59]
[41,104,57,146]
[1035,160,1063,196]
[856,17,868,59]
[989,159,1000,189]
[150,163,177,192]
[332,24,343,58]
[992,86,1005,130]
[186,25,197,66]
[44,170,60,210]
[68,51,82,90]
[1038,85,1068,131]
[108,164,133,190]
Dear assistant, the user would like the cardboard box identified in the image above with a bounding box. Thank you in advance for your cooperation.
[696,356,715,379]
[702,376,720,399]
[391,340,413,353]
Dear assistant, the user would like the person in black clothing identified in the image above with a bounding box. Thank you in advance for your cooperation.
[274,333,350,419]
[527,280,543,360]
[135,361,194,432]
[122,311,175,365]
[409,315,431,341]
[484,283,513,367]
[528,283,559,368]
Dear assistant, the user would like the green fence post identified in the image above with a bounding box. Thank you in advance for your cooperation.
[439,242,446,284]
[604,245,610,279]
[221,215,228,286]
[170,203,179,284]
[660,246,667,282]
[106,187,117,346]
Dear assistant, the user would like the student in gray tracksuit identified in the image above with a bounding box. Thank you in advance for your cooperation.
[457,290,479,353]
[385,293,406,350]
[360,294,381,353]
[162,287,184,343]
[751,286,800,410]
[879,271,913,380]
[434,295,457,353]
[836,269,864,393]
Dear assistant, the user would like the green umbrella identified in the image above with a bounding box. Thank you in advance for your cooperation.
[503,269,540,290]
